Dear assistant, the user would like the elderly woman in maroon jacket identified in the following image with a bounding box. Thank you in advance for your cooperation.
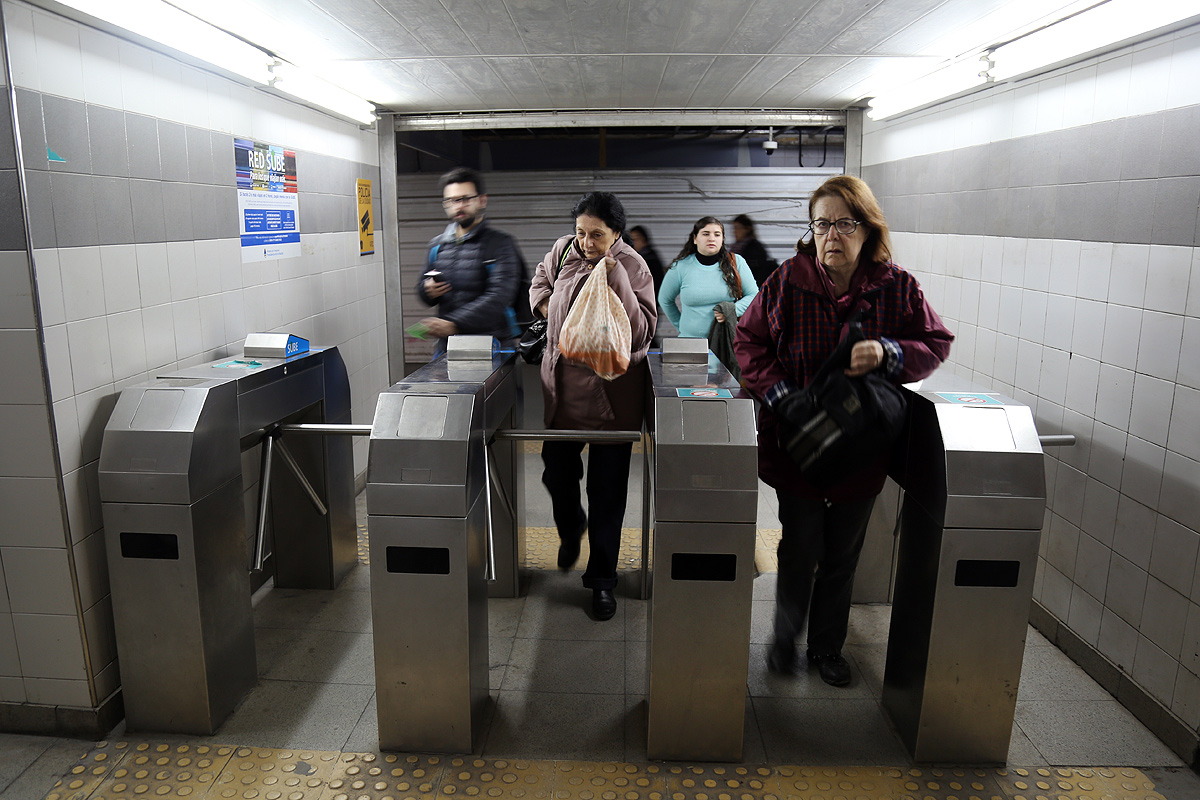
[734,175,953,685]
[530,192,657,621]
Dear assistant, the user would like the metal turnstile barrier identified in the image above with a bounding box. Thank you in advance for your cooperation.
[645,344,759,762]
[883,369,1048,763]
[367,337,522,753]
[98,346,357,734]
[367,336,759,760]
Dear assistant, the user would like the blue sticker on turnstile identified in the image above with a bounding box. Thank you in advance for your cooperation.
[934,392,1003,405]
[676,388,733,399]
[284,335,309,356]
[214,359,264,369]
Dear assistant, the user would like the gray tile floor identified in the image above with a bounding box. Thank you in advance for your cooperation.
[4,459,1200,799]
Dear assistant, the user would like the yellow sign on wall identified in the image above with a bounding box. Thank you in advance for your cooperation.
[357,178,374,255]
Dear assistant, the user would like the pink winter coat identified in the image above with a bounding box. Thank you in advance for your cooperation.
[529,235,657,431]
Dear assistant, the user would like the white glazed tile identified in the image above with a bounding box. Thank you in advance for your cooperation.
[1145,245,1192,315]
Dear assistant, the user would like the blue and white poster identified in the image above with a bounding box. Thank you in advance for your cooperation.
[235,138,300,263]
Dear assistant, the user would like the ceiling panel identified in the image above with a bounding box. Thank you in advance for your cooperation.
[622,0,699,53]
[722,56,808,107]
[565,0,632,55]
[442,0,533,55]
[527,55,589,109]
[312,0,437,55]
[619,55,669,107]
[772,1,888,54]
[670,0,751,54]
[102,0,1107,117]
[723,0,819,55]
[575,55,628,108]
[688,55,770,108]
[504,0,577,53]
[822,0,949,56]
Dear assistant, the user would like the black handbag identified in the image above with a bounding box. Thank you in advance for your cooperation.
[517,319,548,364]
[777,320,908,487]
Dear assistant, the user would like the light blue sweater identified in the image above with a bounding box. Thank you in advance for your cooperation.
[658,253,759,338]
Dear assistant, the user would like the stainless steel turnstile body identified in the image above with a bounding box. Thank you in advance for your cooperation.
[98,347,356,734]
[883,370,1046,762]
[367,349,521,753]
[645,351,758,762]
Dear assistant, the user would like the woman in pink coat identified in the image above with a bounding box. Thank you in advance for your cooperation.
[529,192,658,620]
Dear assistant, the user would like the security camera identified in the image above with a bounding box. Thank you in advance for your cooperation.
[763,139,778,154]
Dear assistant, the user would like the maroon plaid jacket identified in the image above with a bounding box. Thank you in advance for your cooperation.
[734,253,954,501]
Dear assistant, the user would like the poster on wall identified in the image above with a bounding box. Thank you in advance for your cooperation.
[235,138,300,263]
[357,178,374,255]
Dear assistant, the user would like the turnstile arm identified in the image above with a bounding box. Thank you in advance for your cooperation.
[1039,434,1076,447]
[274,438,329,516]
[492,429,642,442]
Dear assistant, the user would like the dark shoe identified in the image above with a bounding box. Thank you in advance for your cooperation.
[807,650,851,686]
[766,641,797,675]
[557,515,586,571]
[592,588,616,620]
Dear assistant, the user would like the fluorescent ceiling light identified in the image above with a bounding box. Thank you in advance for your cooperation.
[991,0,1200,80]
[53,0,273,84]
[270,63,378,126]
[867,56,991,120]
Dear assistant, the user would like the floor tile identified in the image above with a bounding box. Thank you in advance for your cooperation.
[0,735,90,800]
[215,680,374,751]
[489,596,526,638]
[1017,642,1116,702]
[263,628,375,685]
[0,733,56,792]
[843,644,887,700]
[252,585,336,630]
[625,639,647,695]
[490,636,515,691]
[502,637,624,694]
[845,604,892,646]
[306,585,373,633]
[750,697,911,765]
[1141,766,1200,799]
[483,690,627,760]
[515,572,627,641]
[1014,700,1185,766]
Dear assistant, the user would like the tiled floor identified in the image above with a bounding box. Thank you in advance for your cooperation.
[3,454,1200,798]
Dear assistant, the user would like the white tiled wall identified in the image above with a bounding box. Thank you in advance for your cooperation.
[865,23,1200,735]
[0,0,390,713]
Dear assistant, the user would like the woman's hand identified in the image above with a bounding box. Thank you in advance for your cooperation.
[713,308,726,324]
[845,340,884,376]
[537,298,549,318]
[597,255,617,275]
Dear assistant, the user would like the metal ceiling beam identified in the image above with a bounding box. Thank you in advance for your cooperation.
[390,109,847,132]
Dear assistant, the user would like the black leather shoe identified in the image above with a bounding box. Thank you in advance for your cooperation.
[557,515,586,571]
[807,650,851,686]
[766,641,797,675]
[592,588,616,620]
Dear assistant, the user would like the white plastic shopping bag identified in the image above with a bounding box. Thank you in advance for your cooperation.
[558,261,631,380]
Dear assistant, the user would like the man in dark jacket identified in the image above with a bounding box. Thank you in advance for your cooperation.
[417,167,525,356]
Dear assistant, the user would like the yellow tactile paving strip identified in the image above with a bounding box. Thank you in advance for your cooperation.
[42,745,1172,800]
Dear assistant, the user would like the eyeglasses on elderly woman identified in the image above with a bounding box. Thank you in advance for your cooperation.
[808,218,863,236]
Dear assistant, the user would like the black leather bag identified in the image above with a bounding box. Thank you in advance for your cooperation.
[517,319,548,364]
[777,321,908,487]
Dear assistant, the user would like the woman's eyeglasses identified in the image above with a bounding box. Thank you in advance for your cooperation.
[809,218,862,236]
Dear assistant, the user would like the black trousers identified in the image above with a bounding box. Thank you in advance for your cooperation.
[773,490,876,655]
[541,440,633,591]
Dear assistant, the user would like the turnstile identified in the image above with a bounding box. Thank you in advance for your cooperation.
[645,346,758,762]
[98,346,356,734]
[883,369,1046,762]
[367,340,521,753]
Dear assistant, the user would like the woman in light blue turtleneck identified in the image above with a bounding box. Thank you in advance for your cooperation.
[658,216,758,338]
